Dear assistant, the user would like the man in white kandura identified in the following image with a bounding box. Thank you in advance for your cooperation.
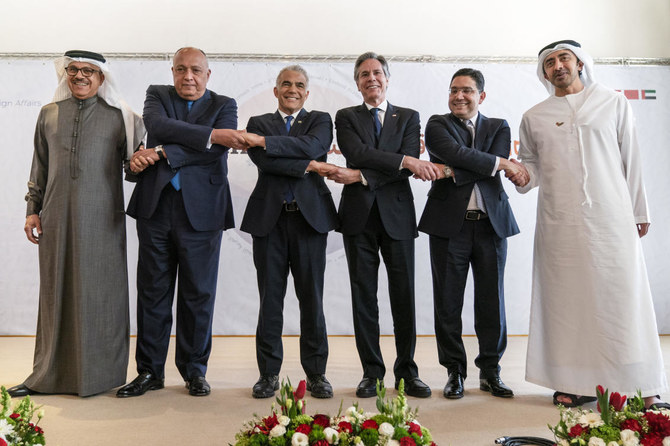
[509,39,668,409]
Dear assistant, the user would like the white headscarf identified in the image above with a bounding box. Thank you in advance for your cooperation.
[536,40,595,95]
[53,50,145,159]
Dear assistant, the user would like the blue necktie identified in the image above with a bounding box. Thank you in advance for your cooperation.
[371,107,382,137]
[170,100,193,191]
[285,115,293,134]
[284,115,295,202]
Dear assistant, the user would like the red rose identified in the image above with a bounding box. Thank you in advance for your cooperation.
[296,424,312,435]
[569,424,588,437]
[338,421,353,433]
[609,392,627,411]
[621,418,643,432]
[294,380,306,400]
[408,422,422,436]
[0,437,7,446]
[313,414,330,428]
[361,419,379,430]
[400,437,417,446]
[314,441,329,446]
[9,413,20,419]
[263,413,279,430]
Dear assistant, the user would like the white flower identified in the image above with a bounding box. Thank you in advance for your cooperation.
[379,422,395,437]
[269,424,286,438]
[662,437,670,446]
[292,432,309,446]
[588,437,606,446]
[620,429,640,446]
[579,412,604,428]
[278,415,290,426]
[324,427,340,444]
[388,440,400,446]
[610,442,623,446]
[0,419,14,436]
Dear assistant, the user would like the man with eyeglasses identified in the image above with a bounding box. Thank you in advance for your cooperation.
[326,52,440,399]
[8,50,144,397]
[418,68,521,400]
[117,47,245,398]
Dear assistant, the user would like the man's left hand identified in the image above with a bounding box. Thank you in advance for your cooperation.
[130,146,160,173]
[637,223,650,237]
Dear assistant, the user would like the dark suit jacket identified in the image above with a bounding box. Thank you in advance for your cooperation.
[127,85,237,232]
[418,112,519,239]
[335,103,420,240]
[240,109,338,236]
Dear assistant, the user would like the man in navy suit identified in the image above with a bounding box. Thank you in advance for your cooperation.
[418,68,521,400]
[240,65,338,399]
[118,47,245,398]
[327,52,441,398]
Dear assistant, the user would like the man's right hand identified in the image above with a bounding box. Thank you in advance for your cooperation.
[500,158,530,187]
[211,129,248,151]
[25,214,42,244]
[130,146,160,173]
[402,156,442,181]
[307,161,338,177]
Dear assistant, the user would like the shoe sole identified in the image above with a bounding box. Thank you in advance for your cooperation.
[444,392,464,399]
[480,385,514,398]
[116,383,164,398]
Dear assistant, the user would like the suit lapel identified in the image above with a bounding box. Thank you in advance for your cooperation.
[272,111,286,135]
[448,113,470,147]
[292,109,308,136]
[185,90,211,124]
[355,104,376,146]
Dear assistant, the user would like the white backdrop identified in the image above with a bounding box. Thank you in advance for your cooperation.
[1,58,668,335]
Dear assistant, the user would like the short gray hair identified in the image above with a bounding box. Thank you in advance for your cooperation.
[276,65,310,89]
[354,52,390,81]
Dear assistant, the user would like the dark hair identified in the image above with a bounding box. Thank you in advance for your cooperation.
[451,68,485,92]
[354,52,390,81]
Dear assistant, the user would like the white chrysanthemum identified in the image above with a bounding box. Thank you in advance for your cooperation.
[0,420,15,436]
[269,424,286,438]
[610,441,623,446]
[620,429,640,446]
[292,432,309,446]
[662,437,670,446]
[588,437,606,446]
[379,422,395,437]
[324,427,340,444]
[579,412,604,428]
[278,415,290,426]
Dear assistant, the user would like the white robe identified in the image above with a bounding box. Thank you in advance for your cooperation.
[518,83,667,396]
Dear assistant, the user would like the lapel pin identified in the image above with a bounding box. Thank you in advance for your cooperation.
[556,122,564,126]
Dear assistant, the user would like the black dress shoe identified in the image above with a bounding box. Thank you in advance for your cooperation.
[186,376,210,396]
[397,377,432,398]
[116,372,164,398]
[443,372,464,399]
[252,375,279,399]
[7,384,36,398]
[306,374,333,399]
[480,376,514,398]
[356,377,380,398]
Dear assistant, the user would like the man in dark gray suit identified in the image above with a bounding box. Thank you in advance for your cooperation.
[418,68,521,400]
[240,65,338,399]
[327,52,440,399]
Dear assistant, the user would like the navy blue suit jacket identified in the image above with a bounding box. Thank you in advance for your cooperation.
[418,112,519,239]
[335,103,420,240]
[127,85,237,232]
[240,109,338,236]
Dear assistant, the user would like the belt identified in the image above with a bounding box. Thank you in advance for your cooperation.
[464,210,488,221]
[283,201,300,212]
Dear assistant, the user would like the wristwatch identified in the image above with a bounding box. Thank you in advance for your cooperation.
[154,145,165,159]
[443,165,453,178]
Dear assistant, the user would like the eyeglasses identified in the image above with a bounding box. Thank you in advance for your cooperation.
[448,87,478,96]
[65,66,102,77]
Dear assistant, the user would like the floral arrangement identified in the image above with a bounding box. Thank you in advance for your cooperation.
[0,386,46,446]
[232,378,436,446]
[549,385,670,446]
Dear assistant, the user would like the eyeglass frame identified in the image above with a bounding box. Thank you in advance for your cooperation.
[448,87,479,96]
[64,65,103,77]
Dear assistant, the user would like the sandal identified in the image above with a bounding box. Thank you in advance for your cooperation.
[552,391,597,407]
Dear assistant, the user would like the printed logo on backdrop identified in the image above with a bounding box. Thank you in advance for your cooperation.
[616,89,657,100]
[0,99,42,108]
